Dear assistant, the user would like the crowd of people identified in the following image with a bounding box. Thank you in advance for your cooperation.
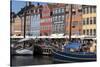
[33,38,96,53]
[12,38,96,53]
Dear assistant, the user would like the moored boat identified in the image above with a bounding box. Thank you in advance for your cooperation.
[11,38,34,55]
[52,49,96,63]
[52,38,96,63]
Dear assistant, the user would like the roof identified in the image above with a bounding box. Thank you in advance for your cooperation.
[17,5,35,16]
[48,3,65,10]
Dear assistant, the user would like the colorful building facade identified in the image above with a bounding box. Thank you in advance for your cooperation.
[10,12,22,36]
[10,12,15,36]
[65,4,82,36]
[12,2,96,37]
[40,5,52,36]
[30,8,40,36]
[18,4,41,36]
[52,4,65,34]
[13,16,22,36]
[82,5,96,37]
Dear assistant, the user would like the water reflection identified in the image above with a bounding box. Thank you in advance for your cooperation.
[11,55,53,66]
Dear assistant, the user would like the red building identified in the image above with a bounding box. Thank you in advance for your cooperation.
[40,5,52,36]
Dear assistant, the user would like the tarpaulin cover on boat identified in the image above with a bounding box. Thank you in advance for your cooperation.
[65,42,81,49]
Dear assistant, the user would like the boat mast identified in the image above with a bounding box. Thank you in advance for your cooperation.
[69,4,72,41]
[24,2,27,39]
[23,2,27,48]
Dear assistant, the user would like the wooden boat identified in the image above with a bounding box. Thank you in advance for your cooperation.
[52,40,96,63]
[11,38,34,55]
[52,49,96,63]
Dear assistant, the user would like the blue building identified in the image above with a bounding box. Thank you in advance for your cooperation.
[17,4,41,36]
[30,14,40,36]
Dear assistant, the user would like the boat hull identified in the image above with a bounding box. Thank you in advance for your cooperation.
[52,49,96,63]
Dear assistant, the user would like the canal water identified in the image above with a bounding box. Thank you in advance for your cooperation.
[10,38,65,66]
[11,55,54,66]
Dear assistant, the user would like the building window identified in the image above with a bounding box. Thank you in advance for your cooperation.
[87,18,89,24]
[83,19,85,25]
[90,7,92,13]
[93,29,96,36]
[37,9,39,13]
[94,17,96,24]
[61,8,64,13]
[34,10,36,13]
[55,9,58,14]
[53,17,55,21]
[88,7,90,13]
[27,11,29,13]
[57,9,59,13]
[59,16,61,21]
[85,8,87,14]
[59,8,61,13]
[62,15,64,20]
[55,25,57,32]
[90,17,92,24]
[31,10,33,13]
[56,16,59,21]
[36,9,38,13]
[87,7,89,14]
[83,30,85,35]
[90,29,92,35]
[93,6,96,13]
[87,29,89,35]
[72,9,76,15]
[83,8,85,14]
[53,10,55,14]
[55,16,57,21]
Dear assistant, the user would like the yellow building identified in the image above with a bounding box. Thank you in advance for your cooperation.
[82,5,96,37]
[12,16,22,36]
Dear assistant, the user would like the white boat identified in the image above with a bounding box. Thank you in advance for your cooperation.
[16,49,33,55]
[11,38,34,55]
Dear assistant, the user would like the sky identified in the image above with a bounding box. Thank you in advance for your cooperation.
[11,0,47,14]
[11,0,96,14]
[11,1,26,13]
